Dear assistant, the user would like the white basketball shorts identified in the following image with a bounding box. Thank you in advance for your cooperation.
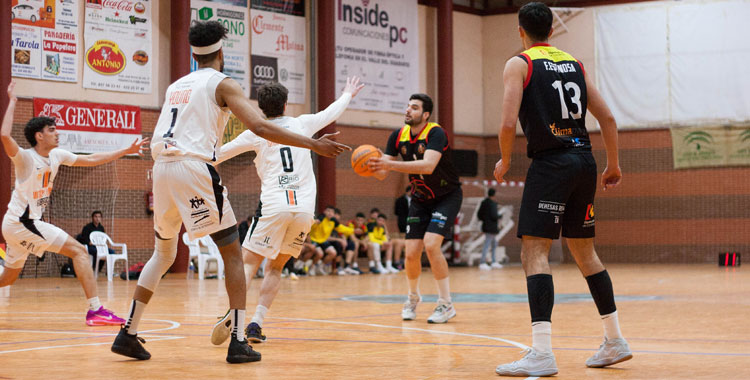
[153,160,237,241]
[1,214,68,269]
[242,212,313,259]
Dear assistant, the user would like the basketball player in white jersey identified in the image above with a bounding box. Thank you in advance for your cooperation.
[111,21,349,363]
[209,77,364,345]
[0,81,148,326]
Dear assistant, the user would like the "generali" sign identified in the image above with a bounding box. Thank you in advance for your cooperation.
[33,98,141,134]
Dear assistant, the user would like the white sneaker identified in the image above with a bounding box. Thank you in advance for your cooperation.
[479,263,491,271]
[210,309,232,345]
[385,265,398,274]
[345,267,361,275]
[495,348,558,377]
[586,337,633,368]
[401,294,421,320]
[427,301,456,324]
[376,264,387,274]
[491,262,504,269]
[321,263,332,275]
[307,265,317,276]
[289,272,299,281]
[337,268,348,275]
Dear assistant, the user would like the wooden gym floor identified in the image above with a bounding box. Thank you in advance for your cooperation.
[0,264,747,379]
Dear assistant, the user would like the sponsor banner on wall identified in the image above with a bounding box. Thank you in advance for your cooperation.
[34,97,142,154]
[83,0,152,93]
[11,0,79,82]
[670,125,750,169]
[191,0,250,97]
[250,1,306,103]
[250,0,304,17]
[335,0,419,113]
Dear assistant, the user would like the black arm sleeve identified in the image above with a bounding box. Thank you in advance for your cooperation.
[384,129,400,157]
[425,128,448,152]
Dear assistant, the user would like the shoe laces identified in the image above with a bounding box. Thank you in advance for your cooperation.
[433,303,452,314]
[137,336,146,344]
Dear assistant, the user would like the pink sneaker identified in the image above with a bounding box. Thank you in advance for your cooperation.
[86,306,126,326]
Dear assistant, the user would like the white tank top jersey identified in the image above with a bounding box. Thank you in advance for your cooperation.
[6,148,77,220]
[151,68,230,162]
[215,93,352,216]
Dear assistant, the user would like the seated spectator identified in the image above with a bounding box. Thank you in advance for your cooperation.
[368,214,398,274]
[308,205,340,275]
[77,210,113,273]
[333,209,362,275]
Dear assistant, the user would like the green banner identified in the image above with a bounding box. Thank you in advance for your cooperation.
[222,114,248,144]
[670,125,750,169]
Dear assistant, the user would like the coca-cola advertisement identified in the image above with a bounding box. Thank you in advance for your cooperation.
[83,0,152,93]
[10,0,79,82]
[33,97,143,154]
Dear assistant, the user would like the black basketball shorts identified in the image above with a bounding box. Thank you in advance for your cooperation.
[406,187,463,240]
[517,151,597,239]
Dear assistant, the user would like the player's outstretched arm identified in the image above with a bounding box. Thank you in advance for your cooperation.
[72,137,150,167]
[302,76,365,135]
[584,71,621,190]
[1,81,20,158]
[214,130,255,164]
[217,78,350,157]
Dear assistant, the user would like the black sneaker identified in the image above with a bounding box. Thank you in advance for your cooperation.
[111,326,151,360]
[245,322,267,343]
[369,266,381,274]
[226,335,262,364]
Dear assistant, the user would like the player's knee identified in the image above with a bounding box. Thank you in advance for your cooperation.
[210,225,238,248]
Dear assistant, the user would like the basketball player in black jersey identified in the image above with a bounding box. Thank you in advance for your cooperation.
[493,3,631,377]
[369,93,461,324]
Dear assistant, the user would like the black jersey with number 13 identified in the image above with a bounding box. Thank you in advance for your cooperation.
[518,43,591,158]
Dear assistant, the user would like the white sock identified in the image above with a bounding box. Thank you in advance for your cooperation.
[368,260,375,267]
[251,305,268,327]
[124,300,146,335]
[352,262,359,268]
[231,309,246,340]
[436,277,451,303]
[408,276,420,296]
[532,321,553,353]
[88,297,102,311]
[386,260,393,268]
[602,311,623,340]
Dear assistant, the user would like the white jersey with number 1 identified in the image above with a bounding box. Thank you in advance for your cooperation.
[151,68,229,162]
[216,93,352,216]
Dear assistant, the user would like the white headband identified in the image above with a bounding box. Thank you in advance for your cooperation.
[191,40,222,55]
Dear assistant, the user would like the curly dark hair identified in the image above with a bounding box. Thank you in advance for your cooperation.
[257,82,288,118]
[24,117,56,147]
[518,2,553,42]
[189,21,228,64]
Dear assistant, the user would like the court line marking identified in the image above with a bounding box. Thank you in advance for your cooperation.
[0,319,183,355]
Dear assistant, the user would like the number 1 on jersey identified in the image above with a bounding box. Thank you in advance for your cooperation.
[280,147,294,172]
[163,108,178,138]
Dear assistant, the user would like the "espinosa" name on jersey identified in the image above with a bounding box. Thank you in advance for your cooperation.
[542,61,576,73]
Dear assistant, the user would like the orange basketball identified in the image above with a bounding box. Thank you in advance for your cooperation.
[351,144,381,177]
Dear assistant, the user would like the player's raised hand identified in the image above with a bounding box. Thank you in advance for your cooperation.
[125,137,151,157]
[313,131,351,157]
[7,81,17,103]
[343,76,365,98]
[601,165,622,191]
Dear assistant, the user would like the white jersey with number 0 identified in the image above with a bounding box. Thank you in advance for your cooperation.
[151,68,230,162]
[6,148,77,220]
[216,93,352,216]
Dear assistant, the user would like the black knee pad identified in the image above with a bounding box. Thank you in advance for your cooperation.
[210,225,239,248]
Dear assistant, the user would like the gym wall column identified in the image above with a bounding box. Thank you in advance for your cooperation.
[0,0,11,243]
[437,0,454,143]
[316,0,336,213]
[170,0,190,273]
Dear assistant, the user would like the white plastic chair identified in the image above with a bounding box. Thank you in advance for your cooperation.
[89,231,128,282]
[197,236,225,280]
[182,232,201,278]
